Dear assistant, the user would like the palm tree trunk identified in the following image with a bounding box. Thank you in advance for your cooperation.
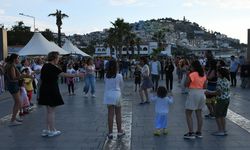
[58,25,61,47]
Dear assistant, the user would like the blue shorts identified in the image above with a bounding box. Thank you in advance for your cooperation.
[155,113,168,129]
[7,82,19,94]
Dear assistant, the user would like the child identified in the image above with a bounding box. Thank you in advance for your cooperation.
[18,79,30,116]
[66,63,76,95]
[205,68,230,136]
[134,65,141,92]
[103,59,125,139]
[22,68,34,106]
[150,86,173,136]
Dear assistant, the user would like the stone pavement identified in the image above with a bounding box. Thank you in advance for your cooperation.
[0,78,250,150]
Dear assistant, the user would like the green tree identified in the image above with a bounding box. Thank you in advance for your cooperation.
[7,21,32,46]
[41,28,55,41]
[135,37,141,57]
[152,30,165,51]
[107,18,131,58]
[48,10,68,47]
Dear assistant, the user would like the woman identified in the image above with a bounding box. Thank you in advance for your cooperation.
[4,54,32,126]
[83,57,96,98]
[103,59,125,139]
[205,59,217,119]
[38,51,84,137]
[184,60,207,139]
[165,58,174,92]
[139,57,153,104]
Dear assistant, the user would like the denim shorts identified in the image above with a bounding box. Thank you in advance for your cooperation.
[7,82,20,94]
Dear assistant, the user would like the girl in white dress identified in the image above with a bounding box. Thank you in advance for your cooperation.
[103,59,125,139]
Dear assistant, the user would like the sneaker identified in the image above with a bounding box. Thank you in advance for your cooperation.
[117,132,125,138]
[163,129,169,135]
[195,132,203,138]
[183,132,196,139]
[84,93,88,98]
[41,129,49,137]
[212,131,227,136]
[154,130,161,136]
[19,112,24,117]
[91,94,96,98]
[107,133,113,139]
[9,120,22,126]
[205,114,215,119]
[47,130,61,137]
[15,118,23,122]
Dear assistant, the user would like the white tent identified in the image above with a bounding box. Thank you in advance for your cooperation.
[18,32,69,56]
[62,39,90,57]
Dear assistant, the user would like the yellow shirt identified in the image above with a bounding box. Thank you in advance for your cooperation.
[24,78,33,91]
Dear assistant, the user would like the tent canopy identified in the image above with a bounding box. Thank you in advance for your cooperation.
[62,39,90,57]
[18,32,69,56]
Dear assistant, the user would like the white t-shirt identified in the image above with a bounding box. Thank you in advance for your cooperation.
[151,61,159,75]
[103,73,123,105]
[33,64,43,80]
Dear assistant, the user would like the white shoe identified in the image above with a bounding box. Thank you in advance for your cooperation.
[9,120,22,126]
[41,129,49,137]
[84,93,88,97]
[91,94,96,98]
[47,130,61,137]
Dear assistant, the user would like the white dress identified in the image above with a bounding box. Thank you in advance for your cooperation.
[103,74,123,106]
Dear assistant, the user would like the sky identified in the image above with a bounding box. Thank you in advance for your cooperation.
[0,0,250,43]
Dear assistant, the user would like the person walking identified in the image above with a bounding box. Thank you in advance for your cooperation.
[103,59,125,139]
[184,60,207,139]
[139,57,153,104]
[38,51,84,137]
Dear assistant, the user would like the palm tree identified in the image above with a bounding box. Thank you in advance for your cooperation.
[110,18,131,58]
[48,10,68,47]
[135,37,141,57]
[152,30,165,50]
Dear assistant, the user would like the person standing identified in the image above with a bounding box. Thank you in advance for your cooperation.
[150,56,161,92]
[4,54,32,126]
[229,55,239,87]
[103,59,125,139]
[139,57,153,104]
[184,60,207,139]
[165,58,174,92]
[83,57,96,98]
[150,86,173,136]
[206,68,230,136]
[38,51,83,137]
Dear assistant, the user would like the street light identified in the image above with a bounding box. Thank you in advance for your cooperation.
[19,13,36,32]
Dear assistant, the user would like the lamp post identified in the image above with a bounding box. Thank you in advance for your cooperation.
[19,13,36,32]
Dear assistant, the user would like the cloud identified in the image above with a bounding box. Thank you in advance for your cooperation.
[109,0,137,6]
[183,0,250,9]
[0,9,5,15]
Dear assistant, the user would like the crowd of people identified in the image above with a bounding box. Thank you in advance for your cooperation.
[1,51,250,139]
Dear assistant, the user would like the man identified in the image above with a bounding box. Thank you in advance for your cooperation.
[150,56,161,91]
[229,55,239,87]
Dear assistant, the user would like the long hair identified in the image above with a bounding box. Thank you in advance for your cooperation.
[191,60,204,77]
[106,59,117,78]
[6,54,19,64]
[217,68,230,81]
